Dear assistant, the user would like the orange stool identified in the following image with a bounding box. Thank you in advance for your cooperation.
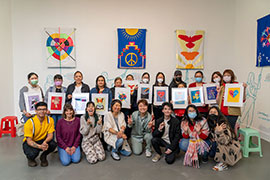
[0,116,18,138]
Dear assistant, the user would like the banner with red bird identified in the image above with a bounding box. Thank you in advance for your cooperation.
[176,30,205,69]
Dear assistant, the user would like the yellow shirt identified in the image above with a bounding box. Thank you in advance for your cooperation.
[23,115,55,142]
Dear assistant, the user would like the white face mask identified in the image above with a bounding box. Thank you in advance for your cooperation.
[157,78,163,83]
[213,77,221,83]
[223,76,231,83]
[142,78,149,83]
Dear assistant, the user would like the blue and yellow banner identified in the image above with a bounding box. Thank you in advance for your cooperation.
[118,28,146,69]
[257,14,270,67]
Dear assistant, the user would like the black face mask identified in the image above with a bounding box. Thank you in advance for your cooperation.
[208,114,218,121]
[176,77,182,82]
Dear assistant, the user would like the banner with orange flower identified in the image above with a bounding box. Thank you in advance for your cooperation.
[176,30,205,69]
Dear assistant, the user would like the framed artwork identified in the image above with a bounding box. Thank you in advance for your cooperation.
[153,86,169,106]
[224,83,244,107]
[24,92,43,114]
[203,83,218,104]
[47,92,65,114]
[91,93,109,115]
[124,80,138,95]
[171,88,188,109]
[188,87,204,106]
[45,27,76,68]
[115,87,131,109]
[72,93,89,114]
[137,84,152,103]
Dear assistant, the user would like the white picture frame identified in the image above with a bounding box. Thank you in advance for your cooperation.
[91,93,109,115]
[24,92,43,114]
[188,87,204,106]
[47,92,65,114]
[124,80,138,95]
[203,83,218,104]
[72,93,89,114]
[171,88,188,109]
[153,86,169,106]
[137,84,152,103]
[224,83,244,107]
[115,87,131,109]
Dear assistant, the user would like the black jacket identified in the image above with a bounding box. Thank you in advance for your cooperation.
[66,82,90,103]
[152,116,181,151]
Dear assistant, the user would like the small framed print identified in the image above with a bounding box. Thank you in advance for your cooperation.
[171,88,188,109]
[115,87,131,109]
[47,92,65,114]
[203,83,218,104]
[137,84,152,103]
[72,93,89,114]
[153,86,169,106]
[224,83,244,107]
[91,93,109,115]
[189,87,204,106]
[24,92,43,114]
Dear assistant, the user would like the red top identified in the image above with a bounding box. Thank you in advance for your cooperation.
[182,122,208,140]
[174,109,185,117]
[188,82,208,113]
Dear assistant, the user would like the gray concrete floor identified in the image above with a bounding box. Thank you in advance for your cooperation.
[0,136,269,180]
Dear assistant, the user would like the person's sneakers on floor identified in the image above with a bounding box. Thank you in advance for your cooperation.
[212,162,228,171]
[40,153,48,167]
[152,154,161,163]
[145,149,152,158]
[202,156,208,163]
[111,151,121,161]
[27,159,37,167]
[119,149,131,156]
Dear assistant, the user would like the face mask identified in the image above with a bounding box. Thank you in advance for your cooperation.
[213,77,221,83]
[195,77,202,83]
[142,78,149,83]
[157,78,163,83]
[54,81,62,86]
[223,76,231,83]
[176,77,182,82]
[208,114,218,121]
[30,79,38,85]
[188,112,197,119]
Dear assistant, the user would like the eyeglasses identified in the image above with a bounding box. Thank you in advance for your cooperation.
[36,108,47,111]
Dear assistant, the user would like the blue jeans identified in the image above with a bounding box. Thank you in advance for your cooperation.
[112,138,131,156]
[179,138,211,159]
[58,147,81,166]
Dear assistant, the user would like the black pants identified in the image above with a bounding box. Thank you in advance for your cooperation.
[22,139,57,160]
[151,137,179,164]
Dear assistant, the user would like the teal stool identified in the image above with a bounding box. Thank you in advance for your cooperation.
[238,128,263,158]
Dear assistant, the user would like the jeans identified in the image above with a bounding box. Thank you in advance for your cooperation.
[58,146,81,166]
[112,138,131,156]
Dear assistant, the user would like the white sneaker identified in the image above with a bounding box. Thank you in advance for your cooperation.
[145,149,152,158]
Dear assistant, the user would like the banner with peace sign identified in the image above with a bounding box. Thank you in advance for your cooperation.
[117,28,146,69]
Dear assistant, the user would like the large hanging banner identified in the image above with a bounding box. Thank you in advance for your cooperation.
[257,14,270,67]
[45,27,76,68]
[118,28,146,69]
[176,30,205,69]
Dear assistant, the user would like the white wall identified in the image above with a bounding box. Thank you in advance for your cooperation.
[10,0,270,141]
[234,0,270,141]
[0,0,14,118]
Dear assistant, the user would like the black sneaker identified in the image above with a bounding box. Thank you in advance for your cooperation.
[28,159,37,167]
[40,153,48,167]
[202,156,208,163]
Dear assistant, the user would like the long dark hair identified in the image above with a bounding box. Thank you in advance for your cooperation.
[207,106,236,139]
[95,75,107,92]
[183,104,203,125]
[84,101,99,127]
[211,71,222,86]
[154,72,167,86]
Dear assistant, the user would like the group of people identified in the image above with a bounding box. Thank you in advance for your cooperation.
[20,69,246,171]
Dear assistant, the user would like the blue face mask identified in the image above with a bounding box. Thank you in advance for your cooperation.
[195,77,202,82]
[188,112,197,119]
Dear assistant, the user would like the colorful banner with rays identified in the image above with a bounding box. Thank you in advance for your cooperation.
[176,30,205,69]
[257,14,270,67]
[118,28,146,69]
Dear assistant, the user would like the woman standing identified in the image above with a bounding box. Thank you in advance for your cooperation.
[66,71,90,104]
[103,99,132,161]
[217,69,247,129]
[56,104,81,166]
[80,102,105,164]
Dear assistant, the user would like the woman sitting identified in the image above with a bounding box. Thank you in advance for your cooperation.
[80,101,105,164]
[56,104,81,166]
[179,104,210,168]
[103,99,132,161]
